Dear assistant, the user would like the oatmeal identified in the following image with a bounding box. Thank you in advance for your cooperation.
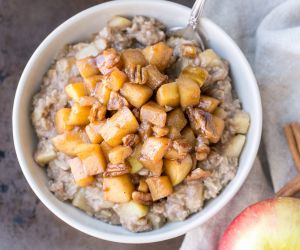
[31,16,250,232]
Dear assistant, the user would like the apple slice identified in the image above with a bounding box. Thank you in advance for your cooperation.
[218,197,300,250]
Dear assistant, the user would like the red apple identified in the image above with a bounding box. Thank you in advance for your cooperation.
[218,197,300,250]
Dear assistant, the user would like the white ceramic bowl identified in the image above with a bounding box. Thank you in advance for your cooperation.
[13,0,262,244]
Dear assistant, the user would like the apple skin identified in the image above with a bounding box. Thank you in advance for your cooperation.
[218,197,300,250]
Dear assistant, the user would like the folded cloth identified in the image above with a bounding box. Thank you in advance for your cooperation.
[181,0,300,249]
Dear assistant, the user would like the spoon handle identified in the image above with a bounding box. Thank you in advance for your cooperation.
[189,0,207,30]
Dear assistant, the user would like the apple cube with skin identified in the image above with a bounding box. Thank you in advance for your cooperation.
[140,101,167,127]
[103,174,134,203]
[108,145,133,164]
[142,42,173,71]
[84,75,103,94]
[218,197,300,250]
[100,107,139,146]
[231,111,250,134]
[52,131,87,156]
[181,66,208,87]
[165,154,193,186]
[156,82,180,107]
[65,82,86,101]
[128,144,143,174]
[181,126,196,147]
[95,82,111,105]
[224,134,246,157]
[207,115,225,144]
[167,108,187,132]
[77,144,107,175]
[146,176,173,201]
[141,137,170,162]
[76,57,100,78]
[68,157,95,187]
[198,96,220,113]
[85,121,105,144]
[55,108,74,134]
[67,103,91,126]
[115,201,149,220]
[106,68,127,91]
[177,76,201,108]
[120,82,153,108]
[139,158,163,176]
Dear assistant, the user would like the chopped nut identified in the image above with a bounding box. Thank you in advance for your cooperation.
[96,48,121,75]
[122,134,140,147]
[103,163,131,177]
[152,126,169,137]
[195,135,210,161]
[186,168,211,181]
[127,65,148,84]
[132,191,153,205]
[173,138,192,156]
[88,102,106,123]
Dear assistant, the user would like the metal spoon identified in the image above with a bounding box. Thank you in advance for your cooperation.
[168,0,207,51]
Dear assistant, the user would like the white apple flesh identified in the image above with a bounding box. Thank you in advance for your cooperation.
[218,197,300,250]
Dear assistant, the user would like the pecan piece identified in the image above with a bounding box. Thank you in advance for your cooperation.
[88,101,106,123]
[103,163,130,177]
[122,134,140,147]
[127,65,148,84]
[132,191,153,205]
[96,48,121,75]
[186,168,211,181]
[195,135,210,161]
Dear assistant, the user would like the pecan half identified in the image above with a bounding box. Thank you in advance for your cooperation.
[186,168,211,181]
[132,191,153,205]
[103,163,130,177]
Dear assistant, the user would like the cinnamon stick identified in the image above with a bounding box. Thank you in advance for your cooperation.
[290,122,300,154]
[284,124,300,172]
[276,174,300,197]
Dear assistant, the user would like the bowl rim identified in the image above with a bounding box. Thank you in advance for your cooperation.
[12,0,262,243]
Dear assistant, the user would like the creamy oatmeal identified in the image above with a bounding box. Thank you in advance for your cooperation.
[32,16,250,232]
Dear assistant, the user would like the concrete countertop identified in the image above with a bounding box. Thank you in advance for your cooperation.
[0,1,194,249]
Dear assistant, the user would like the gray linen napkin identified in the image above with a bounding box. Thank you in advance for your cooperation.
[181,0,300,249]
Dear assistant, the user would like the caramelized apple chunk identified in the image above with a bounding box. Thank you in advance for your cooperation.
[140,101,167,127]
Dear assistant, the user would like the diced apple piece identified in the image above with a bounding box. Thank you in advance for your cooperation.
[198,96,220,113]
[165,154,193,186]
[167,126,181,140]
[103,174,134,203]
[152,126,169,137]
[85,121,104,144]
[52,131,87,156]
[77,144,106,175]
[142,42,173,71]
[120,82,153,108]
[106,68,127,91]
[55,108,73,134]
[108,145,132,164]
[115,201,148,219]
[34,141,57,166]
[95,82,111,105]
[167,108,187,132]
[224,134,246,157]
[138,180,149,193]
[177,76,201,108]
[209,116,225,143]
[96,48,121,75]
[145,65,167,90]
[76,57,99,78]
[146,176,173,201]
[231,111,250,134]
[84,75,103,94]
[121,49,147,72]
[72,189,93,213]
[214,107,228,119]
[67,103,91,126]
[199,49,223,68]
[128,144,143,174]
[181,66,208,87]
[181,126,196,147]
[100,141,112,161]
[141,137,170,162]
[140,101,167,127]
[68,157,95,187]
[156,82,180,107]
[100,107,139,146]
[140,158,163,176]
[65,82,86,101]
[108,16,132,30]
